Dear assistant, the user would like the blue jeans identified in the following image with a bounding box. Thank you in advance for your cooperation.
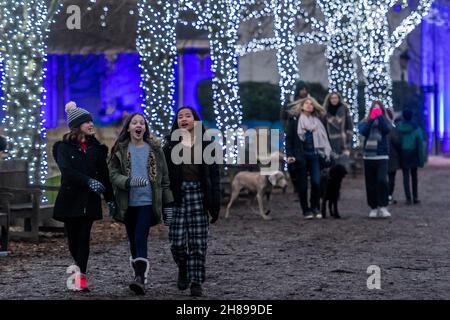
[125,205,152,259]
[297,154,321,214]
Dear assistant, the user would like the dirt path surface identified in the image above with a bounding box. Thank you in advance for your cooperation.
[1,163,450,300]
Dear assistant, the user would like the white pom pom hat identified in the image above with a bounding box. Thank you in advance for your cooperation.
[65,101,93,129]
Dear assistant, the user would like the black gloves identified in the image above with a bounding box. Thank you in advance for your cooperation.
[127,176,149,188]
[88,178,106,195]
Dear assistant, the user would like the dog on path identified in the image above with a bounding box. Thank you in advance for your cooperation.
[225,170,288,220]
[320,164,347,219]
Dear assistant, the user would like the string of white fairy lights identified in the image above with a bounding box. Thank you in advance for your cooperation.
[0,0,61,185]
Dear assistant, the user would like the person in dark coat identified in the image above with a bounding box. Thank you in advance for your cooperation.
[398,109,424,204]
[0,135,7,160]
[52,101,115,292]
[386,109,401,205]
[358,101,392,219]
[281,80,310,193]
[163,106,220,297]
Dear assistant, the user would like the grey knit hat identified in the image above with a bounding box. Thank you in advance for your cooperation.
[65,101,93,129]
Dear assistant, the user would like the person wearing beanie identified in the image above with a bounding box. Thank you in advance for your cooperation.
[108,112,174,296]
[52,101,115,292]
[398,109,424,204]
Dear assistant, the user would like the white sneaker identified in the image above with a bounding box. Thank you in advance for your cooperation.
[379,207,391,218]
[315,213,323,219]
[369,209,378,218]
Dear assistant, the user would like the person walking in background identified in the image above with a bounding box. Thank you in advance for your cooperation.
[398,109,424,205]
[358,101,392,219]
[386,109,401,205]
[286,97,332,219]
[108,112,174,295]
[52,101,115,292]
[163,106,220,297]
[323,91,354,166]
[0,134,7,160]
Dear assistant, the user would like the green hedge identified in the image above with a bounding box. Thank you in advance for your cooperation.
[197,79,425,124]
[196,80,329,122]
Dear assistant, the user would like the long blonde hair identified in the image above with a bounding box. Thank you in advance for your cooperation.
[292,97,326,118]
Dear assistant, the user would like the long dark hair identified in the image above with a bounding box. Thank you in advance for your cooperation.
[169,106,206,137]
[109,112,152,159]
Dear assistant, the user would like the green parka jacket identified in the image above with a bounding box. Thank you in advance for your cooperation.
[108,136,174,226]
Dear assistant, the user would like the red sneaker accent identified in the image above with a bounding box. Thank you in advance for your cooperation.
[76,274,90,291]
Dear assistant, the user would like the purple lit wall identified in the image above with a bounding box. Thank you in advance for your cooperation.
[417,0,450,153]
[42,53,144,128]
[0,51,212,129]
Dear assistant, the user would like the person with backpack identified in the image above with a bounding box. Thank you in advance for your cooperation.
[397,109,424,204]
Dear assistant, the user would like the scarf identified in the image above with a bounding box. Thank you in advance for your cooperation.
[364,119,382,156]
[298,113,332,159]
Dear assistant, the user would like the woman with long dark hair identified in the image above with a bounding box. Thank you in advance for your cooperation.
[163,106,220,297]
[323,91,354,160]
[53,102,115,292]
[108,112,174,295]
[358,100,392,218]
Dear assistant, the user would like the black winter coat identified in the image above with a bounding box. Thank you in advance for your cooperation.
[52,137,114,222]
[285,115,306,169]
[163,138,221,217]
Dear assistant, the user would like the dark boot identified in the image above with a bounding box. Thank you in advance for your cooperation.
[190,282,203,297]
[177,261,189,291]
[129,258,148,296]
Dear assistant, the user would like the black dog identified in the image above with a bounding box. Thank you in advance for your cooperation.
[320,164,347,218]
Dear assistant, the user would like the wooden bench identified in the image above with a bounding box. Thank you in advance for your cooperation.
[0,160,60,242]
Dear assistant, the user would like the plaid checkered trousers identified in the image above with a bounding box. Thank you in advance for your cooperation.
[169,181,209,284]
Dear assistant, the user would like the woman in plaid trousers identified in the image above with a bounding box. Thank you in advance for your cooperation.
[163,106,221,297]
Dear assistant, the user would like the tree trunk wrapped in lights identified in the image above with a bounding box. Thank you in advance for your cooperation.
[356,0,434,113]
[136,0,178,137]
[0,0,60,185]
[317,0,359,145]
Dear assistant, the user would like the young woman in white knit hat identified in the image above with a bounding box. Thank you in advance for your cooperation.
[52,101,116,292]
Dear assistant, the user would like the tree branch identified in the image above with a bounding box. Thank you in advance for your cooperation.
[42,0,62,33]
[236,37,278,56]
[385,0,433,57]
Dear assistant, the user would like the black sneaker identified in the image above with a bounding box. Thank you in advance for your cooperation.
[405,199,413,205]
[190,283,203,297]
[413,199,421,204]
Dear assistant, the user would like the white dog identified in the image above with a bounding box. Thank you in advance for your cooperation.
[225,170,288,220]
